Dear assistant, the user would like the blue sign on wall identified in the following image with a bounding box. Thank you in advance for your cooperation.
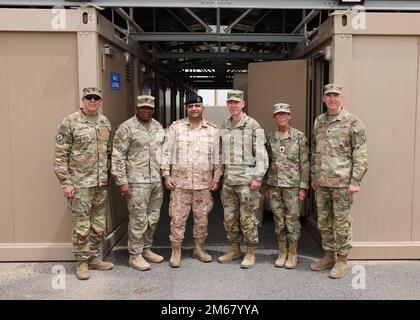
[110,72,120,90]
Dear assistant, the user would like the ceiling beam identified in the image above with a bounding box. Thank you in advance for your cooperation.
[131,32,304,42]
[224,8,252,33]
[194,84,233,89]
[164,8,212,50]
[184,8,212,33]
[156,52,287,59]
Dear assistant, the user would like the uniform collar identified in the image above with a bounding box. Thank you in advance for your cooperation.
[320,108,347,125]
[185,117,207,128]
[78,109,96,124]
[134,115,156,130]
[276,127,292,139]
[326,108,347,123]
[228,113,248,128]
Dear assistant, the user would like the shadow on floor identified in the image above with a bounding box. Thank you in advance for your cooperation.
[112,190,323,261]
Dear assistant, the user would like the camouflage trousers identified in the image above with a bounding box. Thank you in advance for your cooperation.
[269,187,302,243]
[68,186,108,261]
[127,182,163,255]
[221,184,261,244]
[316,186,353,256]
[169,188,213,242]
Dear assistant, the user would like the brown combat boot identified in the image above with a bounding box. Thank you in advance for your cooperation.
[285,242,298,269]
[218,241,242,263]
[310,251,337,271]
[76,260,89,280]
[88,257,114,270]
[275,241,288,268]
[192,239,212,263]
[240,243,256,269]
[129,254,151,271]
[169,241,182,268]
[143,248,164,263]
[329,255,349,279]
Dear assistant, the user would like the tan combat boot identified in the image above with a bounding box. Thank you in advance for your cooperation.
[76,260,89,280]
[218,241,242,263]
[88,257,114,270]
[240,243,256,269]
[192,239,212,263]
[169,241,182,268]
[143,248,164,263]
[275,241,288,268]
[329,255,349,279]
[285,242,298,269]
[129,254,151,271]
[310,251,337,271]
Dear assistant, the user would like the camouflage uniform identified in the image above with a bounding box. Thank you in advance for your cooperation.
[161,118,223,242]
[266,127,309,243]
[54,109,111,260]
[112,116,165,256]
[220,114,269,244]
[311,108,368,256]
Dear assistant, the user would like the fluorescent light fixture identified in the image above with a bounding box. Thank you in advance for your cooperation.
[338,0,365,4]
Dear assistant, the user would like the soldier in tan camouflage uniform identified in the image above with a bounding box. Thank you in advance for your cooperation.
[162,94,223,268]
[112,95,165,271]
[54,87,113,280]
[218,90,269,269]
[265,103,309,269]
[310,84,368,279]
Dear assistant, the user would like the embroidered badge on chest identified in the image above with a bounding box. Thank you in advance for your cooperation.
[82,135,91,143]
[56,133,64,142]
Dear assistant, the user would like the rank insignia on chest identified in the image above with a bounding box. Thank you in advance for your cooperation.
[56,133,64,142]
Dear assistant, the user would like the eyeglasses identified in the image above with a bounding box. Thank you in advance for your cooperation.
[84,95,101,101]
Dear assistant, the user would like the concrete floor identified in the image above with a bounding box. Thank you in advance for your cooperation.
[1,192,420,300]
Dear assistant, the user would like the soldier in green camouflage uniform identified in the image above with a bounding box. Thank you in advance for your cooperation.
[218,90,269,269]
[54,87,113,280]
[265,103,309,269]
[112,95,165,271]
[310,83,368,279]
[161,94,223,268]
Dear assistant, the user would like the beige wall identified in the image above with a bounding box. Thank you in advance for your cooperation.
[348,36,418,243]
[333,16,420,258]
[413,40,420,242]
[0,32,78,246]
[203,106,230,127]
[99,36,137,233]
[247,60,308,135]
[0,8,140,261]
[0,34,14,243]
[296,12,420,258]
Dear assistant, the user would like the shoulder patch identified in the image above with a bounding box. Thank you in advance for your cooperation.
[116,126,129,140]
[58,123,70,135]
[152,118,164,129]
[291,128,304,138]
[205,120,218,128]
[247,117,261,129]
